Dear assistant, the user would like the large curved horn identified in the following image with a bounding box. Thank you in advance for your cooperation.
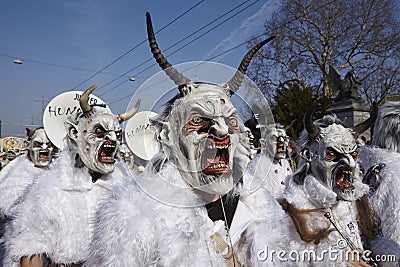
[226,36,275,95]
[80,84,98,113]
[353,102,378,135]
[146,12,189,90]
[118,99,141,123]
[304,103,321,139]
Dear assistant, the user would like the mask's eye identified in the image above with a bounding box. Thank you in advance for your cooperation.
[46,142,53,148]
[228,117,238,127]
[116,131,122,141]
[33,141,42,148]
[192,115,203,124]
[325,148,337,161]
[351,150,359,160]
[94,126,106,138]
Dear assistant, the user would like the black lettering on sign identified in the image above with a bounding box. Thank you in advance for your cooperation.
[47,106,81,117]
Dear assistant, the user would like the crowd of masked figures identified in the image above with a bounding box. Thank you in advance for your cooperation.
[0,13,399,267]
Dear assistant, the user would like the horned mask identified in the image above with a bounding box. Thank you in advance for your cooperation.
[146,12,274,196]
[64,84,140,174]
[296,104,376,201]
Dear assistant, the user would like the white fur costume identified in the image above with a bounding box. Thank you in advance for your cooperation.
[3,149,133,266]
[249,153,292,199]
[0,155,45,216]
[280,173,371,266]
[0,155,46,266]
[86,161,291,266]
[359,146,400,247]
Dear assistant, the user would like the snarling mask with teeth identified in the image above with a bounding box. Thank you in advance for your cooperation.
[65,84,140,174]
[155,84,247,195]
[146,13,274,196]
[26,128,55,168]
[264,124,290,161]
[295,105,375,201]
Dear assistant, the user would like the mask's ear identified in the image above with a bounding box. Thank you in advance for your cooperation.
[150,118,173,147]
[64,120,79,141]
[293,148,312,185]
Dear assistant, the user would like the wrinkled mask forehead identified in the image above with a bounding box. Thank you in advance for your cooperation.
[30,129,50,145]
[268,127,287,140]
[76,108,121,132]
[173,85,237,121]
[319,124,358,153]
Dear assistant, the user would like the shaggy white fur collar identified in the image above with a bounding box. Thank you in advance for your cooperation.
[3,150,133,267]
[87,161,290,266]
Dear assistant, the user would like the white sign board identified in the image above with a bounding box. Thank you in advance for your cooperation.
[125,111,160,161]
[43,91,109,149]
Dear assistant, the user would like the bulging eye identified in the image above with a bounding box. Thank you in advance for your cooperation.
[191,115,203,124]
[116,131,122,141]
[94,127,106,138]
[228,117,238,127]
[351,150,359,160]
[326,150,336,161]
[33,141,41,148]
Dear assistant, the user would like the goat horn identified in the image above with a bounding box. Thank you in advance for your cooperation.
[226,36,275,95]
[79,84,98,113]
[353,102,378,135]
[118,99,141,123]
[146,12,189,92]
[304,103,321,139]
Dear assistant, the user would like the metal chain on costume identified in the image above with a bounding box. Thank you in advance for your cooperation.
[205,196,241,267]
[219,196,241,267]
[205,196,242,267]
[324,211,378,267]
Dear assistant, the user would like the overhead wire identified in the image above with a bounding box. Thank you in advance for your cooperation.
[0,52,128,77]
[108,0,340,105]
[70,0,207,91]
[98,0,258,97]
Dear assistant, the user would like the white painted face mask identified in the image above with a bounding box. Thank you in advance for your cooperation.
[28,128,54,168]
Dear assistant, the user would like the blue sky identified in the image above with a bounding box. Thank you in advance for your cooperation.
[0,0,278,137]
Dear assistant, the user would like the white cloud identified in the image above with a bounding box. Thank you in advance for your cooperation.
[204,0,280,60]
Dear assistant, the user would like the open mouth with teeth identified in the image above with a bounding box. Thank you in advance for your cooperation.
[276,142,285,153]
[98,141,117,163]
[38,150,50,161]
[201,136,232,175]
[333,165,354,190]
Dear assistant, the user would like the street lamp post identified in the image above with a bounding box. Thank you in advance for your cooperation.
[35,97,49,126]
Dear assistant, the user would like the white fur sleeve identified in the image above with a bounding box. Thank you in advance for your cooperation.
[85,185,158,266]
[0,156,39,216]
[3,175,59,266]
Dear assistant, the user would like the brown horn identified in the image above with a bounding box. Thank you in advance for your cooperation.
[353,102,378,135]
[304,103,321,139]
[118,99,141,123]
[146,12,189,91]
[79,84,98,113]
[226,36,275,95]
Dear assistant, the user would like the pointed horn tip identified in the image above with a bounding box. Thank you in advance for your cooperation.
[352,102,378,135]
[146,12,153,27]
[80,84,98,113]
[84,84,99,95]
[118,99,141,123]
[304,103,321,139]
